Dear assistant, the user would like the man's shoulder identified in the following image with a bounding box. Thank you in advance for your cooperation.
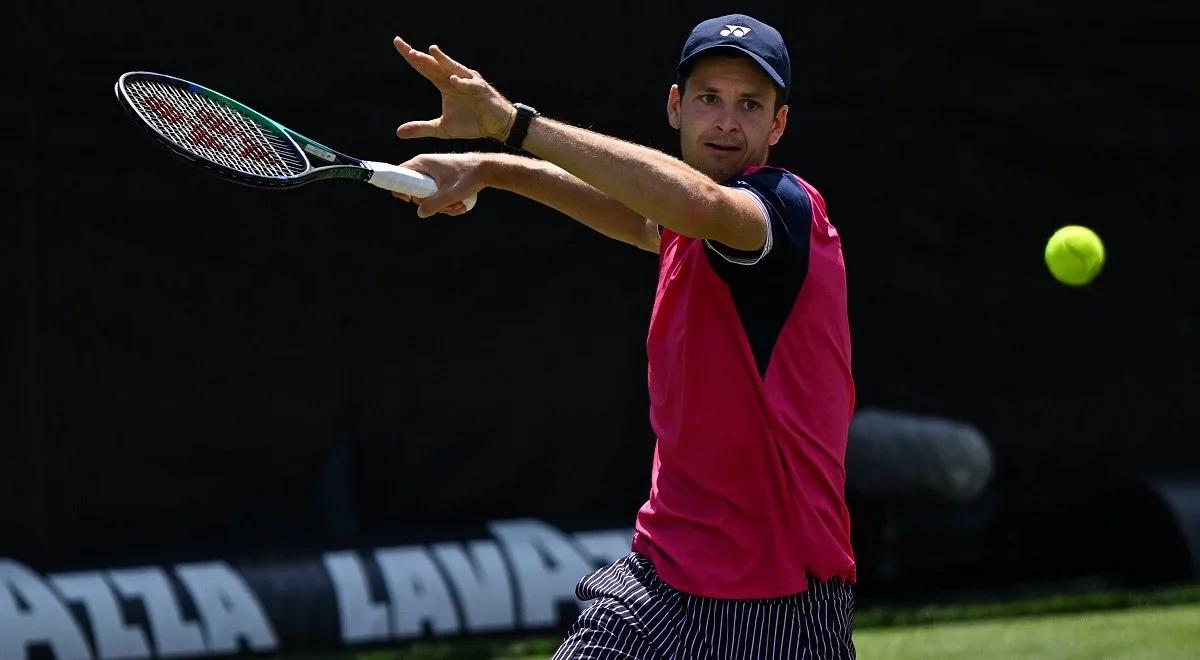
[730,166,813,216]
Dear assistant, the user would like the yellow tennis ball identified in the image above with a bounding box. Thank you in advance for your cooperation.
[1045,225,1105,286]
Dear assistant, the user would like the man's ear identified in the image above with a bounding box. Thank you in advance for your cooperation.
[768,104,788,146]
[667,84,682,130]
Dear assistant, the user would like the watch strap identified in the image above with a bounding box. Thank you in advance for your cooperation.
[504,103,539,150]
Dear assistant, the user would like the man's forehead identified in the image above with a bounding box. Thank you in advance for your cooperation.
[688,56,775,93]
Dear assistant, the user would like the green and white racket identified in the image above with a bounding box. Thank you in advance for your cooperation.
[114,71,475,209]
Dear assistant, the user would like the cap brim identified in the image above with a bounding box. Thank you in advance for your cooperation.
[678,44,787,92]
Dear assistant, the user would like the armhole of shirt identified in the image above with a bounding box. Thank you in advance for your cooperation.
[704,187,773,266]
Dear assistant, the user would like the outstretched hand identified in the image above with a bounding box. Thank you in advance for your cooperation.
[393,37,517,142]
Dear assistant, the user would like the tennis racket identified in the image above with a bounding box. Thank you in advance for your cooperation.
[114,71,475,210]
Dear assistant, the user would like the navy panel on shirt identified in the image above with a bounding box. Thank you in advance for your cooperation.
[705,168,812,377]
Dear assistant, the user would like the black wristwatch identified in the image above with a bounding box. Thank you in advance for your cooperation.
[504,103,539,150]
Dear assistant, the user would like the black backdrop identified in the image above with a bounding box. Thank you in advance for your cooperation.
[7,1,1199,587]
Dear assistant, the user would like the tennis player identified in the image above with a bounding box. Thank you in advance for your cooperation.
[392,13,856,658]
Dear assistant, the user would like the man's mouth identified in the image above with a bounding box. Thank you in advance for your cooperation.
[704,142,740,152]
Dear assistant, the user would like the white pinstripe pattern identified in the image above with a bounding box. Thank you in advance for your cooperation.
[553,553,855,659]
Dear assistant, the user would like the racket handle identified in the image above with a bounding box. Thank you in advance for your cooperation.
[363,161,477,211]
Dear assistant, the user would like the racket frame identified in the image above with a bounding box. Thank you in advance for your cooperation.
[115,71,378,190]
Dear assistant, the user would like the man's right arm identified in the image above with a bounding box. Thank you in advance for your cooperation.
[400,152,660,254]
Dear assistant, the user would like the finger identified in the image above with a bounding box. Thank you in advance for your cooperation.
[393,35,414,53]
[418,196,446,217]
[429,45,473,78]
[397,119,442,139]
[393,36,440,73]
[441,201,467,215]
[416,200,440,218]
[391,191,412,202]
[418,192,462,217]
[392,37,447,83]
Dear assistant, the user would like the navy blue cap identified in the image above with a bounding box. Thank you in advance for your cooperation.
[678,14,791,103]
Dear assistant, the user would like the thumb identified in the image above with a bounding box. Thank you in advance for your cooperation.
[396,119,441,139]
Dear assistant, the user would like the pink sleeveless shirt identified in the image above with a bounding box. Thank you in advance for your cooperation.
[631,166,856,599]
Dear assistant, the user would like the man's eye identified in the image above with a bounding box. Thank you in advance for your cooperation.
[743,100,761,111]
[700,94,717,104]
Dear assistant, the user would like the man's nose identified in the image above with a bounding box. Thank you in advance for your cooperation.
[714,108,739,133]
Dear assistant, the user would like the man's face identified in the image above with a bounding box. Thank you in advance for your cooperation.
[668,54,789,183]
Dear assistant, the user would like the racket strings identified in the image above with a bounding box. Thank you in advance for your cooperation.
[125,80,307,178]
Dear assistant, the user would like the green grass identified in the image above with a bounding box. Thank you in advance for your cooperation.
[283,583,1200,659]
[855,603,1200,660]
[856,582,1200,628]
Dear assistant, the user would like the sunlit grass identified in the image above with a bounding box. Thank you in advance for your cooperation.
[281,582,1200,659]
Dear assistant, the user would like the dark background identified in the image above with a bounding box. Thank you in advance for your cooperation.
[6,0,1199,596]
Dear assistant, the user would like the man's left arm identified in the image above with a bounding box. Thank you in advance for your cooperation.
[517,117,768,252]
[390,38,767,252]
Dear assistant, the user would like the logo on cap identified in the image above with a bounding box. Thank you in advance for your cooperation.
[719,25,752,37]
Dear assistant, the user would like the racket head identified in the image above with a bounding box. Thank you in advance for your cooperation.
[115,71,366,189]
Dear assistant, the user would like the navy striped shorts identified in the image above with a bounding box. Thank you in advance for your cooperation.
[553,552,855,659]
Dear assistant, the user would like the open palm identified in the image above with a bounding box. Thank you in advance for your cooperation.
[393,37,515,141]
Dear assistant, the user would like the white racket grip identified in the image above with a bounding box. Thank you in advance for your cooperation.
[363,161,477,211]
